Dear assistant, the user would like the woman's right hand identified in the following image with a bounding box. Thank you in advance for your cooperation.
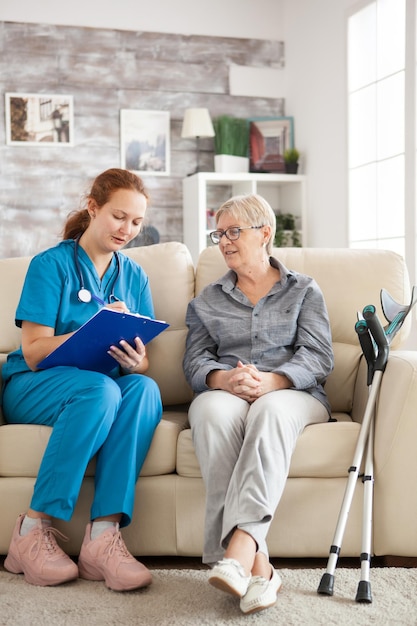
[104,300,129,314]
[207,361,262,402]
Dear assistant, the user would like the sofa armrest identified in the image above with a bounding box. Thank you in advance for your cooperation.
[0,355,6,426]
[373,351,417,556]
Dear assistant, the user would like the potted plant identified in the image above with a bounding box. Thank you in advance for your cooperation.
[283,148,300,174]
[213,115,249,172]
[274,212,302,247]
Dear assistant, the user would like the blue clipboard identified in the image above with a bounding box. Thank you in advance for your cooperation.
[37,308,169,374]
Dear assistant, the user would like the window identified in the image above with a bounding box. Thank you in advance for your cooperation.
[347,0,407,257]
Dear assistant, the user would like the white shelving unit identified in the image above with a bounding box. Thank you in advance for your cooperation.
[182,172,307,263]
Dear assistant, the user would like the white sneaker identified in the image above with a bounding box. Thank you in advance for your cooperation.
[240,566,282,614]
[208,558,251,597]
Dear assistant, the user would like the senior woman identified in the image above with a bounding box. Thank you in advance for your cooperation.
[183,194,334,615]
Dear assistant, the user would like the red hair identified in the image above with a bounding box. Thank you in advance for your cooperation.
[62,168,149,240]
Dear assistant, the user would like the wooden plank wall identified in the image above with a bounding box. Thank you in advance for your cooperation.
[0,21,284,258]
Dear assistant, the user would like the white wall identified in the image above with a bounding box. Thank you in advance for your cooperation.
[0,0,285,40]
[284,0,355,247]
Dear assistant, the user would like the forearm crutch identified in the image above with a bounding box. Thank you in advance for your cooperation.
[317,308,387,602]
[354,310,386,603]
[317,286,417,603]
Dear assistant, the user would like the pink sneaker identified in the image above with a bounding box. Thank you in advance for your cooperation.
[4,513,78,586]
[78,523,152,591]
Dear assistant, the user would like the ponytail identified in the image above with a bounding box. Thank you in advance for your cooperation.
[62,168,149,240]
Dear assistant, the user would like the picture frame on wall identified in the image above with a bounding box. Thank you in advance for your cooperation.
[248,116,294,174]
[5,93,74,146]
[120,109,170,176]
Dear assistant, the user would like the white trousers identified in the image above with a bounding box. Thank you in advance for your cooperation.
[188,388,328,565]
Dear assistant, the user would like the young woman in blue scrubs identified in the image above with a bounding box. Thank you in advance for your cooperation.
[2,168,162,590]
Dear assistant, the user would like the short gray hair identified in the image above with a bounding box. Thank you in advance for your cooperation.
[216,194,276,254]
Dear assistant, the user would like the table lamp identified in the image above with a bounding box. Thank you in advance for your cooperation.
[181,108,215,174]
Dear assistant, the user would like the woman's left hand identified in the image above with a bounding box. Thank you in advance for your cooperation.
[108,336,149,374]
[233,361,291,402]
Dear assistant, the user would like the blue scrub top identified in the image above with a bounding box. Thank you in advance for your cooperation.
[2,239,154,383]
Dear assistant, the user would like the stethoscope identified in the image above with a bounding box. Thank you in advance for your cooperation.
[74,237,121,305]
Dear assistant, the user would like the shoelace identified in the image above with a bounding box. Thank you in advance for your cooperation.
[107,530,132,561]
[220,558,248,578]
[29,526,69,561]
[248,575,269,586]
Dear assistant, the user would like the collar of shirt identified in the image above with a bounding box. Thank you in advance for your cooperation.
[214,255,297,295]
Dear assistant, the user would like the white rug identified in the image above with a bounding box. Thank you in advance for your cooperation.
[1,565,416,625]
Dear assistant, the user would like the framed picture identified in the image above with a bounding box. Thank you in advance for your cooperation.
[248,116,294,173]
[5,93,74,146]
[120,109,170,176]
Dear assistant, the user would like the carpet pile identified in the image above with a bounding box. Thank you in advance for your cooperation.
[1,563,416,625]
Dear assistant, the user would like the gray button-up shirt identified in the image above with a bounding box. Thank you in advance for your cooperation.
[183,256,334,414]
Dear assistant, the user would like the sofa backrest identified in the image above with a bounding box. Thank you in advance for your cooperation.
[124,242,194,405]
[0,256,31,357]
[0,242,195,407]
[195,246,412,414]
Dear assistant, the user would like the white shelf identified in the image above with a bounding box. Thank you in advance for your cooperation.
[183,172,307,263]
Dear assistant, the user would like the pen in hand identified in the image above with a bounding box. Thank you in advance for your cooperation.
[91,294,106,306]
[91,294,126,311]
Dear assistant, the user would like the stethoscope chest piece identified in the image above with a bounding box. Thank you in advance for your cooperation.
[78,288,93,303]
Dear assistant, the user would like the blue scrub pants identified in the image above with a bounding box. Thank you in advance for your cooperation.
[2,366,162,527]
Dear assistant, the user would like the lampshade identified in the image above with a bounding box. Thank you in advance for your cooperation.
[181,108,215,139]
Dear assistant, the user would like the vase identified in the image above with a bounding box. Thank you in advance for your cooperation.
[214,155,250,173]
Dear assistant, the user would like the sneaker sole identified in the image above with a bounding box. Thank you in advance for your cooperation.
[240,582,283,614]
[5,552,78,587]
[24,570,78,587]
[209,574,246,597]
[79,560,152,591]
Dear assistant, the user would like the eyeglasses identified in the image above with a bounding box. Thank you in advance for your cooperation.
[209,225,264,245]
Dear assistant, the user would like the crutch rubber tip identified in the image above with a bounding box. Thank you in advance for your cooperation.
[317,573,334,596]
[355,580,372,603]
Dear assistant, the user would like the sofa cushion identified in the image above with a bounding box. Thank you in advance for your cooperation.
[0,410,189,478]
[124,242,195,406]
[0,256,30,355]
[325,342,361,413]
[176,418,362,479]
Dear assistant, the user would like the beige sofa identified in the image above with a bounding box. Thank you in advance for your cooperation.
[1,242,417,560]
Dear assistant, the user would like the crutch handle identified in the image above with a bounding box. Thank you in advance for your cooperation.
[355,320,375,385]
[363,305,389,371]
